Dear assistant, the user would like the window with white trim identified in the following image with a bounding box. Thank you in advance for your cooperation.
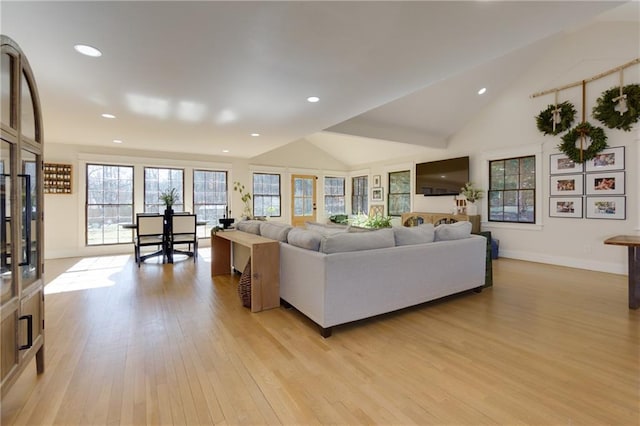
[86,164,133,245]
[351,176,368,215]
[144,167,184,213]
[488,155,535,223]
[193,170,227,237]
[324,177,346,215]
[253,173,280,217]
[388,170,410,216]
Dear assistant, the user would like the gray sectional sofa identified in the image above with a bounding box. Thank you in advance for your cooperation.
[234,220,487,337]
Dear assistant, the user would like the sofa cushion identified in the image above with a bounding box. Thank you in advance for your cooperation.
[320,228,395,254]
[236,220,262,235]
[259,222,292,242]
[305,221,350,236]
[393,223,435,246]
[287,227,323,251]
[434,221,472,241]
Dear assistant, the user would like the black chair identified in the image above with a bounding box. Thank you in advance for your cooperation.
[170,214,198,262]
[134,214,165,267]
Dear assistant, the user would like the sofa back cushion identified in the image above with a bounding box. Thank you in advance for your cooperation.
[305,221,350,236]
[259,222,292,242]
[320,228,395,254]
[287,227,323,251]
[434,221,472,241]
[393,223,435,246]
[236,220,262,235]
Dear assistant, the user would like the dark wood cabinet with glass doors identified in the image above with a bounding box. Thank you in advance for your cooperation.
[1,35,45,397]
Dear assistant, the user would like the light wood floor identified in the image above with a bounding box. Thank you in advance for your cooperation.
[1,252,638,425]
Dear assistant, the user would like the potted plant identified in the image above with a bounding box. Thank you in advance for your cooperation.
[233,181,252,219]
[349,213,392,229]
[460,182,484,215]
[160,187,179,215]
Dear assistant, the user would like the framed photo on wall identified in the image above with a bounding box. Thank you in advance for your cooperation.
[585,196,626,220]
[585,171,625,195]
[550,153,583,174]
[372,187,383,201]
[585,146,624,172]
[373,175,381,188]
[549,197,583,218]
[550,174,583,196]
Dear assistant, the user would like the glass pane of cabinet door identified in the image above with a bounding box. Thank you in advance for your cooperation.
[1,52,14,129]
[20,72,36,141]
[1,139,18,387]
[1,140,13,304]
[19,149,39,289]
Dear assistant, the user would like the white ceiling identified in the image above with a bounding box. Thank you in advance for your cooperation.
[1,1,635,165]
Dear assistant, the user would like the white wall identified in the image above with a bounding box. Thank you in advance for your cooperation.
[359,21,639,274]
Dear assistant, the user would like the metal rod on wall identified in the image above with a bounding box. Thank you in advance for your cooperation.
[530,57,640,98]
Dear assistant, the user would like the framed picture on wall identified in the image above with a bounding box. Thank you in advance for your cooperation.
[585,171,625,195]
[373,175,381,188]
[550,153,583,174]
[585,146,624,172]
[372,187,383,201]
[550,174,583,196]
[549,197,582,218]
[585,196,626,220]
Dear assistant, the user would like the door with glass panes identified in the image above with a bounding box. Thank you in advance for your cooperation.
[1,35,45,398]
[291,175,316,227]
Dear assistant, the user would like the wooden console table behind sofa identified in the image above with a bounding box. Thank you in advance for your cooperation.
[401,212,480,234]
[211,230,280,312]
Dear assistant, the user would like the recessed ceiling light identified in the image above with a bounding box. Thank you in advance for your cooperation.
[307,96,320,103]
[112,139,123,144]
[251,133,260,137]
[74,44,102,57]
[101,113,116,119]
[478,87,487,95]
[222,149,229,153]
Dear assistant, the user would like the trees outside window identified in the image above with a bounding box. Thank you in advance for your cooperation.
[86,164,133,245]
[488,156,535,223]
[144,167,184,213]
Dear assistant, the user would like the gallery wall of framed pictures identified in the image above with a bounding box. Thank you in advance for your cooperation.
[549,146,625,220]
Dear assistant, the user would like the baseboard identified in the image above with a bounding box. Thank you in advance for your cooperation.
[498,249,626,275]
[45,246,130,260]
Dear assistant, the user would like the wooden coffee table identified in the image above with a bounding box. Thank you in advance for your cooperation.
[604,235,640,309]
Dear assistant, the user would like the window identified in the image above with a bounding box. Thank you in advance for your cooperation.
[86,164,133,245]
[352,176,368,215]
[388,170,410,216]
[253,173,280,217]
[144,167,184,213]
[324,177,346,215]
[489,156,535,223]
[193,170,227,237]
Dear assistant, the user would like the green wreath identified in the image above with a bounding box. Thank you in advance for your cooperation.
[592,84,640,132]
[559,122,608,163]
[536,101,576,135]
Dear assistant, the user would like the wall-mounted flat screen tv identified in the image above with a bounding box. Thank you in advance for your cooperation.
[415,156,469,196]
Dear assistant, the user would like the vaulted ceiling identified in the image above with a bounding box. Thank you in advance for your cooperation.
[2,1,634,165]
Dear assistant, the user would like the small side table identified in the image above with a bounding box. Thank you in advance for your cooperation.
[604,235,640,309]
